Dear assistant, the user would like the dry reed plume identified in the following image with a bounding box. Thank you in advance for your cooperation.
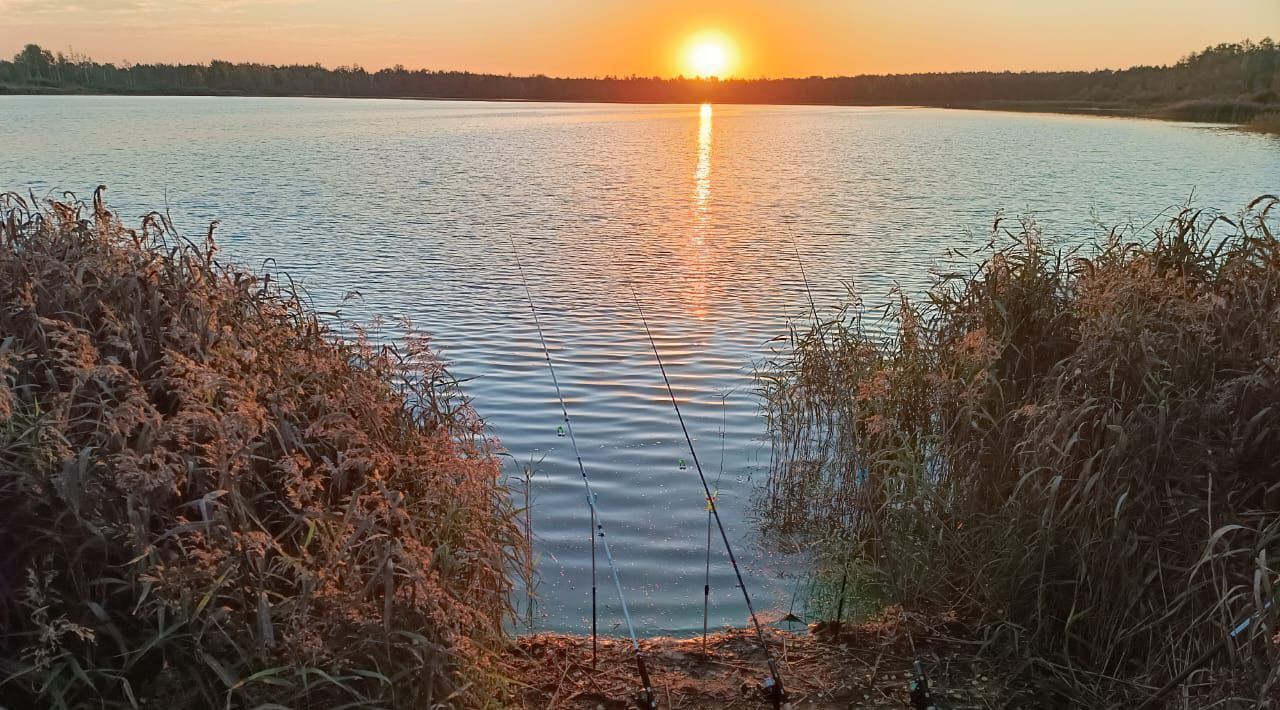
[760,198,1280,708]
[0,188,522,708]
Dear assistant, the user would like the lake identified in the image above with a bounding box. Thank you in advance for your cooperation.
[1,96,1276,635]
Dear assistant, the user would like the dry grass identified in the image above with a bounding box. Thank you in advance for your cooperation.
[0,188,522,708]
[509,609,1016,709]
[1248,112,1280,135]
[1158,99,1275,123]
[760,198,1280,708]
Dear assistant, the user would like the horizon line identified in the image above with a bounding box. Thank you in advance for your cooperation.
[9,37,1276,83]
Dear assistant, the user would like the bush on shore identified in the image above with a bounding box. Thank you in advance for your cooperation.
[761,198,1280,707]
[0,189,521,708]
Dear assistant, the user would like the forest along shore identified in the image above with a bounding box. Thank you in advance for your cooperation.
[2,40,1278,132]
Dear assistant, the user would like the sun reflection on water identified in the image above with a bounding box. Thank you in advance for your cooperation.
[684,103,714,319]
[695,102,712,209]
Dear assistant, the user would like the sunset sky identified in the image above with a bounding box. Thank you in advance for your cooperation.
[3,0,1277,78]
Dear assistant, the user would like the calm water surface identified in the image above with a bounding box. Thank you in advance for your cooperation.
[1,96,1276,634]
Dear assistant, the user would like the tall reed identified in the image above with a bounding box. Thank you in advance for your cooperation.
[760,199,1280,707]
[0,188,522,708]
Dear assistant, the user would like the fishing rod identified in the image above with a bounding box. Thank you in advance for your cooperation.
[788,229,821,325]
[701,392,730,657]
[509,241,658,710]
[629,286,788,708]
[902,617,939,710]
[1135,600,1274,710]
[790,234,937,708]
[788,231,858,633]
[791,233,936,710]
[590,507,597,669]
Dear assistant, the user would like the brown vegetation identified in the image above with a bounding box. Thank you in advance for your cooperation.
[0,189,521,708]
[1248,111,1280,134]
[509,610,1013,709]
[1158,98,1277,123]
[760,199,1280,707]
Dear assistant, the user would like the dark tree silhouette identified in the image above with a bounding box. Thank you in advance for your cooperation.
[1,40,1276,120]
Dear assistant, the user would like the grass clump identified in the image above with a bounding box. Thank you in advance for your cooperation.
[0,188,521,708]
[1159,98,1276,123]
[760,198,1280,707]
[1249,112,1280,134]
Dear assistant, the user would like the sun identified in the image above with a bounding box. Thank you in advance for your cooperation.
[684,34,735,78]
[691,42,728,77]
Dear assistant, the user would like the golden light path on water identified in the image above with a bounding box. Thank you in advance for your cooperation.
[684,103,714,319]
[695,103,713,207]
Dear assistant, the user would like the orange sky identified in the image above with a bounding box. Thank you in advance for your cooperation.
[3,0,1277,78]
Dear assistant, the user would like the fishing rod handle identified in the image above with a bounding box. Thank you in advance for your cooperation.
[635,654,658,709]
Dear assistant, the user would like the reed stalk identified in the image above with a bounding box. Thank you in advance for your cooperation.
[760,198,1280,707]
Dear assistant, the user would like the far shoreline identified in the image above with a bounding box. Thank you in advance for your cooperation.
[2,87,1272,131]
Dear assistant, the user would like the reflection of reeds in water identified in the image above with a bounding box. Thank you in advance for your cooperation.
[759,198,1280,706]
[510,459,541,631]
[1248,111,1280,134]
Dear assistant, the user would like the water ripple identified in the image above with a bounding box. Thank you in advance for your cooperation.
[2,96,1277,635]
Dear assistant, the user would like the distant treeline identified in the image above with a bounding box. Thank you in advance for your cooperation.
[3,40,1279,120]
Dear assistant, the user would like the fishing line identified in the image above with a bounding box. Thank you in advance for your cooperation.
[629,286,787,708]
[788,227,821,324]
[509,240,657,709]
